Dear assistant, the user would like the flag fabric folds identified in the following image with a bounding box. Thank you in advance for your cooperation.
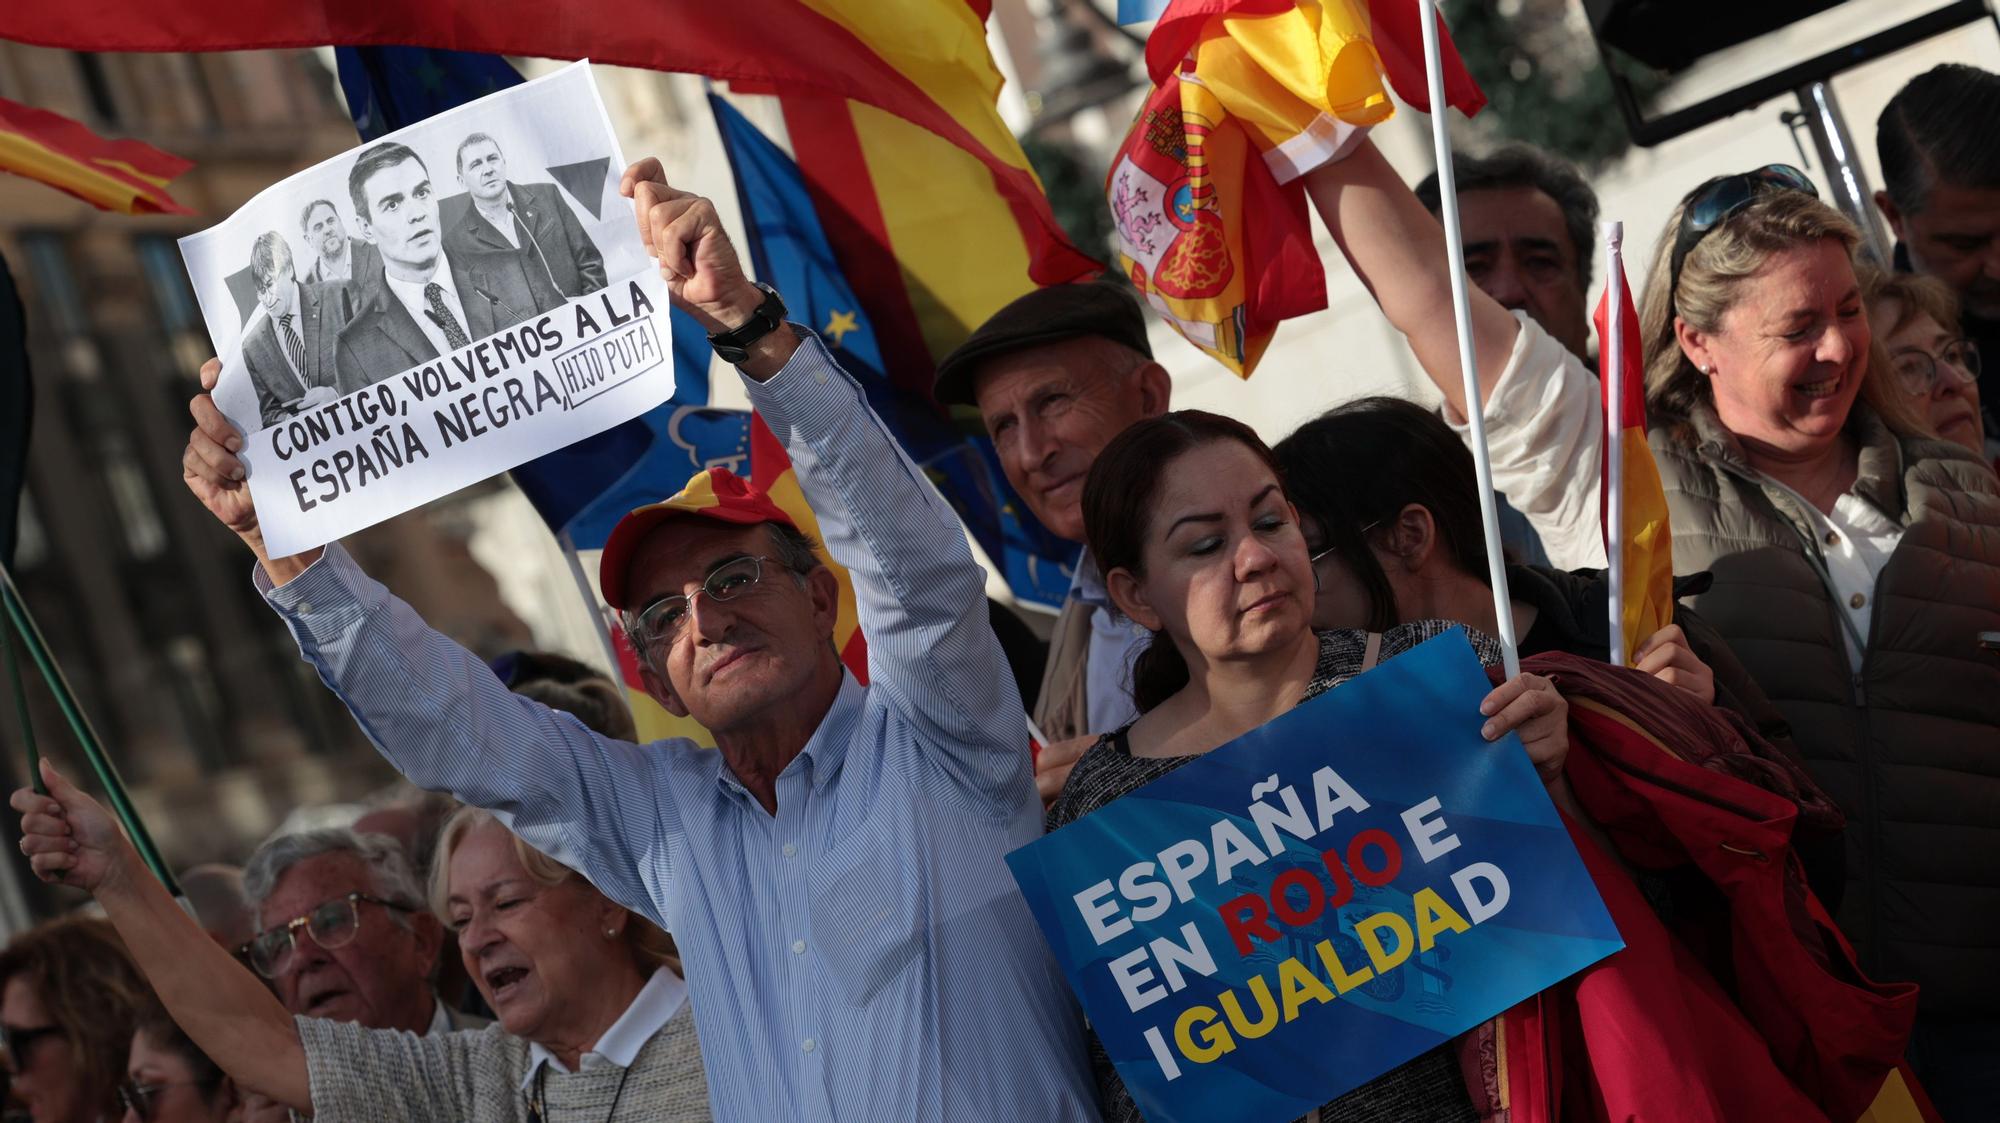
[1111,0,1484,375]
[0,0,1094,288]
[0,96,191,214]
[1592,242,1673,666]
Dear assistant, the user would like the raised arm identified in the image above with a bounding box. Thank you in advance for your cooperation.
[1302,138,1521,420]
[13,762,310,1109]
[623,160,1025,799]
[179,365,676,926]
[1301,140,1610,568]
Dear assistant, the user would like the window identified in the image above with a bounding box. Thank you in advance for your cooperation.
[101,438,167,560]
[135,236,198,334]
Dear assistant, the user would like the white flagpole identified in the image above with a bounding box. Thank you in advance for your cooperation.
[1603,221,1627,667]
[558,528,626,681]
[1416,0,1520,680]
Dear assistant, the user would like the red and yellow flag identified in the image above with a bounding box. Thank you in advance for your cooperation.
[1112,0,1484,375]
[0,96,191,215]
[1593,240,1673,666]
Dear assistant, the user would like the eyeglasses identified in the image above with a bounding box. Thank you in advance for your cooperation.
[117,1080,211,1122]
[238,892,413,979]
[0,1024,61,1071]
[1306,520,1383,566]
[625,555,785,659]
[1669,165,1819,307]
[1891,339,1982,397]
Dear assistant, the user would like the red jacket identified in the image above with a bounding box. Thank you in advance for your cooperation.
[1458,654,1937,1123]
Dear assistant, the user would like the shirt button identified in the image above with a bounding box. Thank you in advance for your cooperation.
[1850,592,1867,609]
[1824,530,1839,546]
[782,843,798,858]
[801,1038,816,1053]
[791,938,806,955]
[814,371,829,384]
[297,600,314,613]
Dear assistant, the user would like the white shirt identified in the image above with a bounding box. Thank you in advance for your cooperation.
[383,260,471,357]
[1761,479,1903,673]
[474,199,522,249]
[1448,311,1904,671]
[315,245,353,283]
[520,967,688,1090]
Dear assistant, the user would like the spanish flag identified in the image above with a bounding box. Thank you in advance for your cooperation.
[1592,225,1673,666]
[1112,0,1483,375]
[0,96,191,215]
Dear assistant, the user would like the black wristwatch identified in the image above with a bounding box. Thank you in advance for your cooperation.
[707,283,787,365]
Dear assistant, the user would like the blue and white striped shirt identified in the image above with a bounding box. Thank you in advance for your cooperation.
[258,332,1099,1122]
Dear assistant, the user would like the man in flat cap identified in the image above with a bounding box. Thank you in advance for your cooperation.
[932,279,1171,802]
[175,160,1098,1121]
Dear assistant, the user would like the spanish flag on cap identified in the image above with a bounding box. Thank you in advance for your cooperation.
[598,467,800,611]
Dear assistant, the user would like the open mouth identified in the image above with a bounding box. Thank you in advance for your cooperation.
[1794,376,1842,400]
[303,987,349,1015]
[486,965,529,1001]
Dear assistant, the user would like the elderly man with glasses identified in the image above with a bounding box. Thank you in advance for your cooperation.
[240,829,487,1037]
[173,161,1098,1121]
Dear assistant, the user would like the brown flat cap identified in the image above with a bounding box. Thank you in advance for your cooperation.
[932,278,1152,407]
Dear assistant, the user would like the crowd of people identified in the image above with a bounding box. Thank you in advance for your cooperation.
[2,59,1997,1123]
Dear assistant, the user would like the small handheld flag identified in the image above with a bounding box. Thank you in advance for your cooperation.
[1594,221,1674,666]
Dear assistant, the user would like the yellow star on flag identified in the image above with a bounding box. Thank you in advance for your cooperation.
[824,309,861,346]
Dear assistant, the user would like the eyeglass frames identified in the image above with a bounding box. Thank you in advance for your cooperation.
[236,891,413,978]
[117,1079,214,1121]
[1891,339,1982,398]
[1668,165,1819,309]
[624,554,790,664]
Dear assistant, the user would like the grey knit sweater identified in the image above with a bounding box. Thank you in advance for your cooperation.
[297,1005,710,1122]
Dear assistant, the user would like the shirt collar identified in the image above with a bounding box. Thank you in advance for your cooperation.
[1068,549,1111,608]
[383,256,458,306]
[713,670,866,801]
[519,968,687,1091]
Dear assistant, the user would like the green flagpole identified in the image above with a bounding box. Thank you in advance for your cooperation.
[0,564,179,895]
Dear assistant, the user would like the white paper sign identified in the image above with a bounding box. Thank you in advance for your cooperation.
[178,62,678,555]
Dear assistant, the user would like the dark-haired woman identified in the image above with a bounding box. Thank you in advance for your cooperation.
[1047,409,1571,1123]
[1272,396,1845,905]
[120,1004,240,1123]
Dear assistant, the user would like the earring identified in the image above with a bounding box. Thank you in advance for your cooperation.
[604,928,617,939]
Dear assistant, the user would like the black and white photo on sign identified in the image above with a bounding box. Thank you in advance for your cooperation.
[176,62,682,557]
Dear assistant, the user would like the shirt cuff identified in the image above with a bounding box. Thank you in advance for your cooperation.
[738,325,863,439]
[1264,118,1370,185]
[253,541,381,645]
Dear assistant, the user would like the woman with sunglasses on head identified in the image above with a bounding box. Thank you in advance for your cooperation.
[1047,409,1571,1123]
[1862,266,1997,472]
[0,917,149,1123]
[12,768,711,1123]
[1302,143,2000,1115]
[118,1003,240,1123]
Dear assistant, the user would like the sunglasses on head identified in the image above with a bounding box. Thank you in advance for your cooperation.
[1668,165,1819,308]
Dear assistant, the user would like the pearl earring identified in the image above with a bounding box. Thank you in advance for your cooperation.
[605,928,617,939]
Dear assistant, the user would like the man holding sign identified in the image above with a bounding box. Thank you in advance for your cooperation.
[173,163,1098,1121]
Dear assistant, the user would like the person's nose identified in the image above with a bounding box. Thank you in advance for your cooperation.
[1017,413,1063,476]
[1478,259,1531,312]
[1234,531,1280,581]
[1815,322,1855,367]
[687,590,737,645]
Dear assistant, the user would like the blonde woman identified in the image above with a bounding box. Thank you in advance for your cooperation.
[14,771,709,1122]
[1301,144,2000,1116]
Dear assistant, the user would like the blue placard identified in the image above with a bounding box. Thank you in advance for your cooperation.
[1007,631,1623,1123]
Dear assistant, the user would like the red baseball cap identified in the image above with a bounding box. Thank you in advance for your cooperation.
[598,467,800,611]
